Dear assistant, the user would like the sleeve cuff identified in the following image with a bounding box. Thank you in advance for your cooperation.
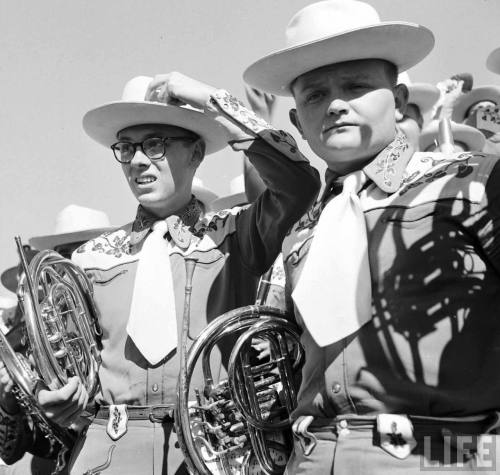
[209,90,309,163]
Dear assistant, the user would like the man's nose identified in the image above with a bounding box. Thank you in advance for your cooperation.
[327,98,349,117]
[129,149,150,168]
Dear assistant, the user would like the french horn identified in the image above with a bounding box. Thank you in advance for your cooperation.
[176,258,303,475]
[15,236,101,397]
[0,237,102,471]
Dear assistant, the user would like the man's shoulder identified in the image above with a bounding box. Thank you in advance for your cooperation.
[191,206,246,243]
[397,151,500,201]
[72,223,133,267]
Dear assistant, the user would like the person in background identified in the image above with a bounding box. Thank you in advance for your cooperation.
[419,120,486,153]
[396,72,440,150]
[451,85,500,155]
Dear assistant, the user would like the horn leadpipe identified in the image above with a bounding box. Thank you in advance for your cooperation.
[438,117,455,154]
[175,256,199,475]
[15,236,37,304]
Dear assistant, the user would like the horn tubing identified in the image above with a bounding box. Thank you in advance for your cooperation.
[438,117,455,153]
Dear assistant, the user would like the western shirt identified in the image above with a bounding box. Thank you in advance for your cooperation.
[283,133,500,419]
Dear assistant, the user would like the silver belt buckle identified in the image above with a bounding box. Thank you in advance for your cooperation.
[292,415,317,456]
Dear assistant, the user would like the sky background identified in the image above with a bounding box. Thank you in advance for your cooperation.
[1,0,500,299]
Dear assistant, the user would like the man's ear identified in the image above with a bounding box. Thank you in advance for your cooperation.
[394,83,409,115]
[189,139,205,168]
[289,108,305,139]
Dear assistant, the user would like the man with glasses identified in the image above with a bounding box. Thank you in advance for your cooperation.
[29,74,319,474]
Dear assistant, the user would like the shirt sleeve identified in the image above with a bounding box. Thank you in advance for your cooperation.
[470,159,500,275]
[0,406,29,464]
[0,406,62,464]
[209,90,321,275]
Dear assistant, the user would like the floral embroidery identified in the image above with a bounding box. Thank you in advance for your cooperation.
[129,198,202,246]
[372,131,410,188]
[192,209,233,238]
[399,152,479,196]
[287,201,323,236]
[210,90,305,161]
[285,236,314,268]
[111,406,122,435]
[76,231,131,257]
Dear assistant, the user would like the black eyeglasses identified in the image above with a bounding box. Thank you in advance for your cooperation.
[111,136,197,164]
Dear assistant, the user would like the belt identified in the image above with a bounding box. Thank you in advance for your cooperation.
[292,413,499,460]
[309,414,494,435]
[94,404,175,423]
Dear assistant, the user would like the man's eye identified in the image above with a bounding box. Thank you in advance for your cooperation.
[348,83,369,91]
[305,91,324,103]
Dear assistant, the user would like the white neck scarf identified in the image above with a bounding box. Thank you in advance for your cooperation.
[292,170,372,347]
[127,220,178,365]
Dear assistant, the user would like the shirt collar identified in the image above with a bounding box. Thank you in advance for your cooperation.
[323,131,414,200]
[130,196,203,246]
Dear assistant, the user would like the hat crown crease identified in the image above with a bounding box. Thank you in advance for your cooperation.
[285,0,381,47]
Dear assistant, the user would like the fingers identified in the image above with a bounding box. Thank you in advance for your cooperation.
[0,362,14,393]
[251,339,271,360]
[145,73,186,106]
[0,362,19,413]
[38,377,88,427]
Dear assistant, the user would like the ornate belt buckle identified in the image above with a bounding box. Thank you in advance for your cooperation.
[106,404,128,441]
[377,414,417,459]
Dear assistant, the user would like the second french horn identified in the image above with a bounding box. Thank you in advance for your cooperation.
[176,259,303,475]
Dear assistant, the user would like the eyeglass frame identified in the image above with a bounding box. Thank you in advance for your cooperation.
[110,136,198,164]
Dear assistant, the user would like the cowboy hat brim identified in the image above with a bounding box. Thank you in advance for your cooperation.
[209,192,248,212]
[1,267,18,293]
[419,122,486,152]
[192,185,219,210]
[244,22,434,96]
[83,101,229,155]
[408,83,440,114]
[451,86,500,123]
[1,248,38,293]
[29,227,116,251]
[487,47,500,75]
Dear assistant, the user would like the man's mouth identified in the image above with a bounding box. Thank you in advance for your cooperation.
[324,123,356,133]
[135,176,157,185]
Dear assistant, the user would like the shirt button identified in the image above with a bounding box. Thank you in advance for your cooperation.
[152,383,159,393]
[332,382,342,394]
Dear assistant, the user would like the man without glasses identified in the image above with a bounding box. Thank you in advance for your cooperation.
[245,0,500,473]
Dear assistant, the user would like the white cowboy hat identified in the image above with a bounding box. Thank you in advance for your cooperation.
[192,177,219,210]
[451,86,500,123]
[419,120,486,152]
[209,175,247,211]
[83,76,228,154]
[29,204,115,251]
[243,0,434,96]
[487,47,500,75]
[398,73,440,114]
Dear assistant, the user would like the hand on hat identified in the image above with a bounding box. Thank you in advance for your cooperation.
[145,72,218,111]
[435,78,466,120]
[244,85,276,122]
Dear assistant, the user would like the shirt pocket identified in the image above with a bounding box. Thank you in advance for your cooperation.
[380,203,437,230]
[173,248,227,341]
[86,263,133,287]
